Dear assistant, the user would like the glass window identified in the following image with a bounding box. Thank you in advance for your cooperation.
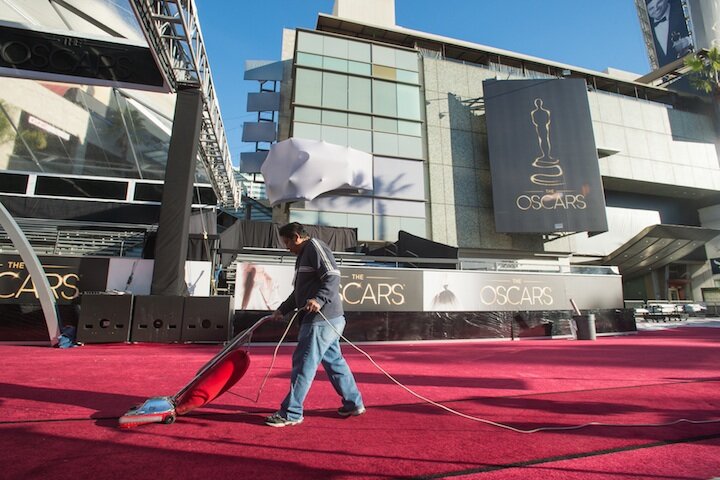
[373,117,397,133]
[36,176,127,200]
[396,69,419,84]
[397,120,422,136]
[323,56,348,73]
[348,40,371,63]
[348,213,373,239]
[297,31,323,54]
[322,72,348,110]
[295,69,322,106]
[400,217,427,236]
[321,125,348,146]
[374,199,426,218]
[373,132,399,156]
[0,80,205,183]
[373,157,425,200]
[322,110,347,127]
[194,186,217,205]
[309,195,372,213]
[373,215,426,241]
[348,77,372,114]
[290,209,320,225]
[372,80,397,117]
[293,122,322,141]
[0,173,28,193]
[348,61,371,76]
[347,128,372,152]
[134,182,163,202]
[396,84,421,120]
[348,114,371,130]
[294,107,322,123]
[374,215,400,241]
[318,211,348,227]
[108,94,172,180]
[396,50,419,72]
[398,135,424,159]
[323,35,348,59]
[372,45,396,67]
[372,65,396,80]
[296,52,323,68]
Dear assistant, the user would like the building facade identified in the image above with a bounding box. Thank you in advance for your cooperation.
[245,0,720,303]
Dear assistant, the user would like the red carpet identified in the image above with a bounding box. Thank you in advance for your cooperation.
[1,327,719,479]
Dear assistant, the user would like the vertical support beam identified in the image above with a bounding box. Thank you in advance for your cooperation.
[151,88,204,296]
[0,201,60,346]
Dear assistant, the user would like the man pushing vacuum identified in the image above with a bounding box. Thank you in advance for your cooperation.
[264,222,365,427]
[119,222,364,428]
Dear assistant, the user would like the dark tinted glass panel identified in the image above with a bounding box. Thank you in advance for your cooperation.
[0,173,28,193]
[35,176,126,200]
[193,186,217,205]
[134,183,163,202]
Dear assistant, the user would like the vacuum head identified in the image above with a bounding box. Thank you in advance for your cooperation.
[117,315,271,429]
[118,396,176,429]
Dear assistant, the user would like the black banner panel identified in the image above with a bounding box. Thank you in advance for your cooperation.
[484,79,608,234]
[0,25,166,90]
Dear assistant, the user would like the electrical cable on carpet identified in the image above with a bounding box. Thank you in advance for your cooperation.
[250,309,299,403]
[244,309,720,434]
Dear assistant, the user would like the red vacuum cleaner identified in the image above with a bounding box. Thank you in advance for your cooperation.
[118,314,272,428]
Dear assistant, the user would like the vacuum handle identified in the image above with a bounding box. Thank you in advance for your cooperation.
[178,314,274,396]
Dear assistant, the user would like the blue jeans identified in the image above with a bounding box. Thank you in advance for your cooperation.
[279,316,363,421]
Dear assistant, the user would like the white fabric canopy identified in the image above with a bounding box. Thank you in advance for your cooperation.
[260,138,373,206]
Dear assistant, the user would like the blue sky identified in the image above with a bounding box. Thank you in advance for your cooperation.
[194,0,651,164]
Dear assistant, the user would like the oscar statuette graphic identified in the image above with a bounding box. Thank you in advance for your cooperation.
[530,98,564,187]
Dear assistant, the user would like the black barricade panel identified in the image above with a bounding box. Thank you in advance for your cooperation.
[131,295,184,343]
[77,294,133,344]
[181,296,233,343]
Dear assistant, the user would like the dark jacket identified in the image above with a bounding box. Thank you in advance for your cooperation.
[278,238,343,323]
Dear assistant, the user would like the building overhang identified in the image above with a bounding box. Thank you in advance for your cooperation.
[601,224,720,278]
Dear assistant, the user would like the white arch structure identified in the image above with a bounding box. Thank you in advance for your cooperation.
[0,201,60,346]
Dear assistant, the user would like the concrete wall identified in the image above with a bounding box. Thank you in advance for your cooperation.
[423,57,544,251]
[591,91,720,190]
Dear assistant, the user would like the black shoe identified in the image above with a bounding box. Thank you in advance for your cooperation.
[265,412,303,427]
[337,405,366,417]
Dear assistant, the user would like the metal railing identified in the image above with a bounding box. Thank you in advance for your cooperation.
[0,219,154,257]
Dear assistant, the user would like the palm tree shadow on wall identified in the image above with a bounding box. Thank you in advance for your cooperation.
[447,93,486,245]
[318,171,413,242]
[446,92,543,251]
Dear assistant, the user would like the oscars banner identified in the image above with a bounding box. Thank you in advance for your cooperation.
[0,256,213,303]
[233,262,424,311]
[234,262,622,312]
[423,270,566,312]
[484,78,608,234]
[0,254,109,304]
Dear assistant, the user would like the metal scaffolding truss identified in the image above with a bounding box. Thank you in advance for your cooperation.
[130,0,239,207]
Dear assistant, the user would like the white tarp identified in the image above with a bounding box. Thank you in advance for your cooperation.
[260,138,373,206]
